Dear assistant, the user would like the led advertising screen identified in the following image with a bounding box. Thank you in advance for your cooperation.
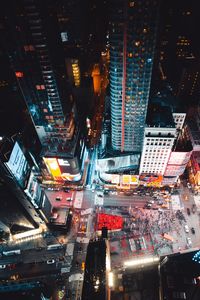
[44,157,81,182]
[139,174,163,187]
[6,142,30,188]
[98,154,140,172]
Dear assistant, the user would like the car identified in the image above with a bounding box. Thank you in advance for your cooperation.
[97,194,103,198]
[0,265,6,269]
[148,200,154,204]
[63,189,69,193]
[184,225,189,233]
[144,203,151,209]
[104,190,109,195]
[161,204,168,208]
[191,227,195,234]
[187,208,191,215]
[55,197,62,201]
[187,183,192,189]
[192,204,196,214]
[66,198,72,202]
[47,259,55,264]
[81,262,85,271]
[186,237,192,248]
[80,224,86,232]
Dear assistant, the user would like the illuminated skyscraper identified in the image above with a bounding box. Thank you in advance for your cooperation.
[0,0,85,182]
[109,0,159,152]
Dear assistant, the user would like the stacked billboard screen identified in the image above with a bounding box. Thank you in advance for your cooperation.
[6,142,30,188]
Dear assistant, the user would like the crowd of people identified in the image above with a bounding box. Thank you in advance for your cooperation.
[105,206,185,256]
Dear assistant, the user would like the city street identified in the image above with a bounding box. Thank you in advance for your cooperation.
[1,181,200,299]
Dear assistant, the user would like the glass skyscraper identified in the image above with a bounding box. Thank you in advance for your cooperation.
[109,0,159,152]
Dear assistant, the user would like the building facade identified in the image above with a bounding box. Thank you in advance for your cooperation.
[139,126,176,175]
[6,0,75,145]
[139,104,176,176]
[1,0,86,182]
[109,0,159,152]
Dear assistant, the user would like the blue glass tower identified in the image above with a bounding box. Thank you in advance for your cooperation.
[109,0,159,152]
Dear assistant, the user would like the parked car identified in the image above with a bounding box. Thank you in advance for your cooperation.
[184,225,189,233]
[55,196,62,201]
[0,265,6,269]
[144,203,151,209]
[191,227,195,234]
[186,237,192,248]
[148,200,154,204]
[97,194,103,198]
[47,259,55,264]
[187,208,191,216]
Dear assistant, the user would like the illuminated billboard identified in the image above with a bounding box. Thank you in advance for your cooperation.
[58,157,81,181]
[6,142,30,188]
[122,175,131,184]
[98,154,140,172]
[130,175,139,185]
[139,174,163,187]
[43,157,81,182]
[111,174,120,184]
[43,158,61,180]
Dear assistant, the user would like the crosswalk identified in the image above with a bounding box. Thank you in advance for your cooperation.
[74,191,83,208]
[94,194,104,206]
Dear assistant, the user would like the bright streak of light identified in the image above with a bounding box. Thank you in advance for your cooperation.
[108,272,114,288]
[18,222,34,229]
[106,252,111,271]
[14,233,42,244]
[124,256,159,268]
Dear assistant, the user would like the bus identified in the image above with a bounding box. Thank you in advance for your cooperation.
[47,244,63,251]
[2,249,21,256]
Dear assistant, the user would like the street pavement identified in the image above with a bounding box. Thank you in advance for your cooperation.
[1,179,200,299]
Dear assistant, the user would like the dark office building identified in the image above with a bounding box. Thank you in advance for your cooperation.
[0,0,86,182]
[155,0,197,95]
[160,252,200,300]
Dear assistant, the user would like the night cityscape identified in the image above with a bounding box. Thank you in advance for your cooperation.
[0,0,200,299]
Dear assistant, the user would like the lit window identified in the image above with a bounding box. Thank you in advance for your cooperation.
[36,85,45,90]
[24,45,35,51]
[15,72,24,78]
[130,1,135,7]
